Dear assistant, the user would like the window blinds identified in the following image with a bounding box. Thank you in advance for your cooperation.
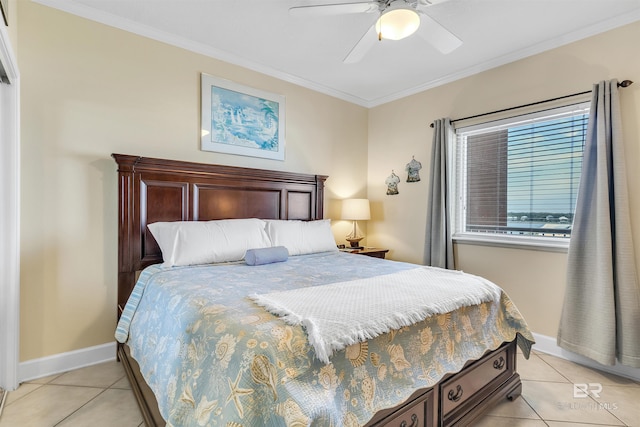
[455,103,589,239]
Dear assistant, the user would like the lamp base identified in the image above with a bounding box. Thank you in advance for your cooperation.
[346,237,363,248]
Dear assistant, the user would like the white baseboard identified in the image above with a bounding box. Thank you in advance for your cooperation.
[531,332,640,382]
[18,342,117,383]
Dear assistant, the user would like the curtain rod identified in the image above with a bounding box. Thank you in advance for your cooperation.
[429,79,634,128]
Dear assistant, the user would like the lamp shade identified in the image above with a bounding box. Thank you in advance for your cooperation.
[375,7,420,41]
[341,198,371,221]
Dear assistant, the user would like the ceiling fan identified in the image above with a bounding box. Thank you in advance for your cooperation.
[289,0,462,63]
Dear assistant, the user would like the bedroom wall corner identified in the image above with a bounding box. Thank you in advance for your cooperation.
[16,0,368,365]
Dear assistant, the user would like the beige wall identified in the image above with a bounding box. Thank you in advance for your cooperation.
[17,1,640,361]
[367,21,640,337]
[17,2,368,361]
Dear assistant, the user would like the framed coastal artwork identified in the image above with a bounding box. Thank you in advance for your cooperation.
[201,73,285,161]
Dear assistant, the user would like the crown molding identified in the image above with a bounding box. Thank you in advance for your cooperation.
[370,9,640,107]
[33,0,370,107]
[33,0,640,108]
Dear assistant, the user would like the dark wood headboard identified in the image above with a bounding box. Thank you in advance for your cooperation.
[113,153,327,312]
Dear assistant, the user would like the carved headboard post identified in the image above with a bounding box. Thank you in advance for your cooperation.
[113,154,140,314]
[112,153,328,318]
[316,175,326,220]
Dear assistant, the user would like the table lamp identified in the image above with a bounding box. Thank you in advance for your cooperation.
[341,198,371,248]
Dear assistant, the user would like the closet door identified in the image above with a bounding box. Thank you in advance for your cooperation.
[0,23,20,392]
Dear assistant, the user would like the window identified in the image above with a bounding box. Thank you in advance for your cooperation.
[453,103,589,249]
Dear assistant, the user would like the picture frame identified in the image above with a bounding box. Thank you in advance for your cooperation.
[201,73,285,161]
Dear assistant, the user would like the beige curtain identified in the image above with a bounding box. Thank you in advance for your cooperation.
[557,80,640,368]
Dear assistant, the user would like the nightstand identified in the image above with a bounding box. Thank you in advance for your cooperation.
[340,247,389,259]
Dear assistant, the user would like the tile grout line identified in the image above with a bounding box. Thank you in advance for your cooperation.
[520,379,630,427]
[533,353,575,384]
[47,370,129,424]
[1,383,42,408]
[586,391,629,427]
[519,391,549,424]
[52,387,110,427]
[534,352,634,426]
[107,374,128,389]
[49,369,132,426]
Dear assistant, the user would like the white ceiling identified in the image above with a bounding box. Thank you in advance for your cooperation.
[36,0,640,107]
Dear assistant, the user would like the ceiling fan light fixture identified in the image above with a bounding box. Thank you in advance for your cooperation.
[375,7,420,41]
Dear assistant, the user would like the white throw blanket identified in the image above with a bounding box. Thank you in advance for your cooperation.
[249,267,502,363]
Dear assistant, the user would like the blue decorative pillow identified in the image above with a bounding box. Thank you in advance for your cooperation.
[245,246,289,266]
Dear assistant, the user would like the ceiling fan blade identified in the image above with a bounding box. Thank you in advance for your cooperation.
[416,12,462,54]
[289,1,378,16]
[343,24,378,64]
[416,0,454,7]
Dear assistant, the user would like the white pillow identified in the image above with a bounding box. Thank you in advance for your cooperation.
[265,219,338,256]
[148,218,272,266]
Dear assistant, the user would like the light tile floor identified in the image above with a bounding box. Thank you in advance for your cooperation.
[0,350,638,426]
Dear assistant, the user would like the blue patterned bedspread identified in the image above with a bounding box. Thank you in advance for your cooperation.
[116,252,534,427]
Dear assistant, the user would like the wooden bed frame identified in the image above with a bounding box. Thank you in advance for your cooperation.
[113,153,523,427]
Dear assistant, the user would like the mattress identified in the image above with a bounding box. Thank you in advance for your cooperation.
[115,251,534,427]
